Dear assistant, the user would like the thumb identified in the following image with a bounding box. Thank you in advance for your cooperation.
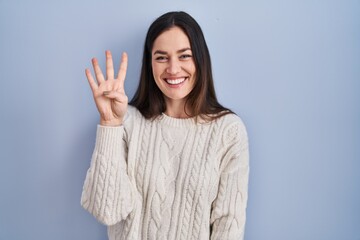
[103,90,128,103]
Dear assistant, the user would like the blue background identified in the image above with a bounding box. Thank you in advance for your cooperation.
[0,0,359,239]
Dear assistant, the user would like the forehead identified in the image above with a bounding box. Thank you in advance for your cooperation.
[152,26,191,52]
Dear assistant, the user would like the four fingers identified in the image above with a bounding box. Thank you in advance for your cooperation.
[85,50,128,93]
[85,51,128,125]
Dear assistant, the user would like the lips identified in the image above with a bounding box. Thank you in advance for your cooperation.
[164,77,187,85]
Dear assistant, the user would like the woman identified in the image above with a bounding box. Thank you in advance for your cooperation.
[81,11,249,240]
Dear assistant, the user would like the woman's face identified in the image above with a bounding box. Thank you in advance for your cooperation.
[151,26,196,106]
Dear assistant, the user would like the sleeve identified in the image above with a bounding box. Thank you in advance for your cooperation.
[80,125,136,226]
[210,119,250,240]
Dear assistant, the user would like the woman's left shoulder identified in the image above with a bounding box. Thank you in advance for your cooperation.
[217,112,247,129]
[216,112,248,144]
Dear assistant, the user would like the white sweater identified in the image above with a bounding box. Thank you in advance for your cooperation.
[81,106,249,240]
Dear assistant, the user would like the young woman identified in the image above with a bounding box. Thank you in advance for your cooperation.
[81,11,249,240]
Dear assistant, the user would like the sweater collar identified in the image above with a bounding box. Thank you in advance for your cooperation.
[157,113,197,128]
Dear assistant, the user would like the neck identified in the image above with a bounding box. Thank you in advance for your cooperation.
[164,98,191,118]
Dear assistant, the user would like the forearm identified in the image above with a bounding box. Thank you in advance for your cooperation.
[210,119,250,239]
[210,163,249,239]
[81,125,135,225]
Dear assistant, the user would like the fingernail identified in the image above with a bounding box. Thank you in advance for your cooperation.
[103,91,110,95]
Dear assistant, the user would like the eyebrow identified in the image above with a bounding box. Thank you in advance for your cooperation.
[153,47,192,55]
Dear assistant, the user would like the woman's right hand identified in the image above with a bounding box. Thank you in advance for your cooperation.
[85,50,128,126]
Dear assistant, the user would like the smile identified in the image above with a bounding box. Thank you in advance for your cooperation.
[164,77,187,85]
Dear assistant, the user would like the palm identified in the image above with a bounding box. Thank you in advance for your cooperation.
[85,51,128,126]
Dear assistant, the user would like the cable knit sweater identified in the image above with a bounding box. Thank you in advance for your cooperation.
[81,106,249,240]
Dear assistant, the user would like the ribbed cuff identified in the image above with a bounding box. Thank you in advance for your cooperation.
[94,125,125,157]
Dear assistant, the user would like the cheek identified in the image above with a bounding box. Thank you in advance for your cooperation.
[152,62,162,78]
[186,61,196,75]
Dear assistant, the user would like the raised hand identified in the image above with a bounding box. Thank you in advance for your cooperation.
[85,50,128,126]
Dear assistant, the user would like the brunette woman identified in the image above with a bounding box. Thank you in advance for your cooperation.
[81,11,249,240]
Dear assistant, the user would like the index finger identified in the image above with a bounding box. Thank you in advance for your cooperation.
[116,52,128,89]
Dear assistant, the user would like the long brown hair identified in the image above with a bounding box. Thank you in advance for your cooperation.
[129,11,233,121]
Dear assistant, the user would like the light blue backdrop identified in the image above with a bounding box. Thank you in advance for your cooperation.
[0,0,359,239]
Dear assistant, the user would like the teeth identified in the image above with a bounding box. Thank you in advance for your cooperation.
[165,78,186,85]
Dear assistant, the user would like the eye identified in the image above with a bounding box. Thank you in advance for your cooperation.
[179,54,192,60]
[155,56,168,62]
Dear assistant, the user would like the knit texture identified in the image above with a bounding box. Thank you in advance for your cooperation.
[81,106,249,240]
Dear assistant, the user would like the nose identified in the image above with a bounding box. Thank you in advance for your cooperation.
[166,59,181,74]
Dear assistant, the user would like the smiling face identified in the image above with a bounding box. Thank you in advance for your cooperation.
[151,26,196,110]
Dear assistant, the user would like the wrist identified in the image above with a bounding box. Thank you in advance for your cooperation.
[100,118,123,127]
